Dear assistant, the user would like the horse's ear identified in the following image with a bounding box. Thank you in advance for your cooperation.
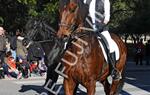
[64,5,67,9]
[69,2,77,12]
[63,5,67,11]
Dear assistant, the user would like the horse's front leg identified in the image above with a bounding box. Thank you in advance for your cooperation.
[100,79,110,95]
[110,79,123,95]
[64,78,77,95]
[110,67,125,95]
[86,80,96,95]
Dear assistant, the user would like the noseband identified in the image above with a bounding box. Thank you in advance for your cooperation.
[59,22,78,33]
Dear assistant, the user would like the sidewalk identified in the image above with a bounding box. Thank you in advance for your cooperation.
[126,60,150,72]
[2,61,150,80]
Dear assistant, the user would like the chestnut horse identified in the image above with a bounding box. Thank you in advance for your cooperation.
[57,1,127,95]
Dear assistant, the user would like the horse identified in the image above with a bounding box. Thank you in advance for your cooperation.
[23,18,61,95]
[56,0,127,95]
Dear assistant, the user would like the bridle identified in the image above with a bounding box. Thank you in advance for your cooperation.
[59,22,78,33]
[24,34,55,49]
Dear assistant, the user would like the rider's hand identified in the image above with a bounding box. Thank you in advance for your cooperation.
[103,20,109,25]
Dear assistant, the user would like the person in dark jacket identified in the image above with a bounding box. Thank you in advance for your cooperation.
[135,39,145,65]
[27,43,44,62]
[26,42,44,74]
[145,40,150,65]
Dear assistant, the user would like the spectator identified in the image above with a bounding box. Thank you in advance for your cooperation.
[16,35,27,60]
[38,57,47,76]
[10,29,21,60]
[27,43,44,62]
[5,51,22,79]
[0,26,6,78]
[135,39,145,65]
[17,58,30,78]
[26,42,45,75]
[145,40,150,65]
[5,38,11,52]
[0,67,4,79]
[0,27,6,63]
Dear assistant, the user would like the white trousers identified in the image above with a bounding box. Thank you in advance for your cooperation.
[101,31,115,53]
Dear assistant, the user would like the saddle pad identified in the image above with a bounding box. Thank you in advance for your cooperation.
[98,39,120,63]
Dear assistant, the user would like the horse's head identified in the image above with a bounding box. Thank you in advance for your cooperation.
[24,19,56,41]
[22,18,57,48]
[22,18,58,62]
[58,1,78,38]
[57,0,89,38]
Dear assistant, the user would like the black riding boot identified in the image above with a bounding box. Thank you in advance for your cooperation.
[109,52,121,80]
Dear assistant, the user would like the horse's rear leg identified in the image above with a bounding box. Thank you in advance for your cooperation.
[64,78,77,95]
[86,80,96,95]
[100,79,110,95]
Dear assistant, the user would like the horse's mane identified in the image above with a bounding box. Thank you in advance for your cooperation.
[25,18,56,41]
[76,0,89,22]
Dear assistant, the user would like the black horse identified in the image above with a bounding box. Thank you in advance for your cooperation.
[23,18,65,95]
[23,1,75,95]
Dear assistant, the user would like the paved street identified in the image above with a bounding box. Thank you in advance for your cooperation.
[0,61,150,95]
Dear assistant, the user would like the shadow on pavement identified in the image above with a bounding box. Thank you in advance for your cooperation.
[19,84,86,95]
[19,85,47,94]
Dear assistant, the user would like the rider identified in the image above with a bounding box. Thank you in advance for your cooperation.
[83,0,121,80]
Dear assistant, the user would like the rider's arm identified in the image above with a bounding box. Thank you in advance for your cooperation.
[104,0,110,24]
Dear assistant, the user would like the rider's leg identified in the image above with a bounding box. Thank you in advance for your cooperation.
[101,31,121,80]
[88,0,121,80]
[101,31,113,52]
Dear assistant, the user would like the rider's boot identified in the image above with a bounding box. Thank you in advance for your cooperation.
[109,52,122,80]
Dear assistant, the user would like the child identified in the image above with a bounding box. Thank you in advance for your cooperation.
[5,51,22,79]
[16,57,30,78]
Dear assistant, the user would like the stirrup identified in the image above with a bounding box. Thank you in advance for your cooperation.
[111,69,122,80]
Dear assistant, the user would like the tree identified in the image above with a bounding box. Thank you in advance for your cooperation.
[110,0,150,35]
[0,0,28,33]
[0,0,59,33]
[0,0,150,35]
[17,0,59,28]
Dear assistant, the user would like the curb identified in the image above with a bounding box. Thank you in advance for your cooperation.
[2,74,46,80]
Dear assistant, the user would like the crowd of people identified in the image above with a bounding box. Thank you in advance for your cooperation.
[0,26,47,79]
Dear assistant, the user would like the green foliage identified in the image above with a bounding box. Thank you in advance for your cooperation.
[28,8,38,17]
[0,17,4,25]
[110,0,150,34]
[0,0,150,35]
[41,1,59,23]
[0,0,59,31]
[17,0,37,5]
[17,0,59,23]
[110,0,134,32]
